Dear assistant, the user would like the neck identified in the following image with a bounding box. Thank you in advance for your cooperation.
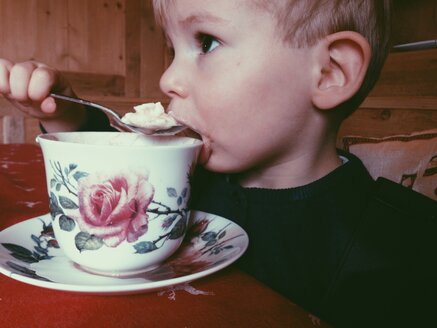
[237,133,341,189]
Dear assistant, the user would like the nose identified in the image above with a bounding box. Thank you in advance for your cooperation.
[159,60,188,99]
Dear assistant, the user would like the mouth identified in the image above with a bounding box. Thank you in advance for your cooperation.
[175,128,210,166]
[168,108,212,165]
[168,110,199,138]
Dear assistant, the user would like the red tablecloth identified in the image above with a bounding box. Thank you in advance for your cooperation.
[0,144,331,328]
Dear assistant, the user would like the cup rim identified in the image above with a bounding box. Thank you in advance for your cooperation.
[36,131,203,150]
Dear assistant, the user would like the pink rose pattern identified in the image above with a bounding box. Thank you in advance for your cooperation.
[48,161,190,252]
[75,173,154,247]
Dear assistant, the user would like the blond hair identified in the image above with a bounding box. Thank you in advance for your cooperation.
[153,0,392,116]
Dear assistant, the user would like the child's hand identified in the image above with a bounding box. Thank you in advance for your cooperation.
[0,59,86,132]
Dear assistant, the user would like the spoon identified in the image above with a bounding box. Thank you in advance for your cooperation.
[50,93,186,136]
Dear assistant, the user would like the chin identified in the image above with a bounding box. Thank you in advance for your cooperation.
[201,156,247,175]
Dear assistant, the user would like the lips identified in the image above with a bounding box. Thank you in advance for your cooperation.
[176,129,210,166]
[168,108,211,165]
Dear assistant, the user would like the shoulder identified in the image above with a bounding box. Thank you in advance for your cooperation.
[371,176,437,220]
[322,177,437,326]
[357,177,437,265]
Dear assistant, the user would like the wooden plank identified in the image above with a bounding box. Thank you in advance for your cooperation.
[0,0,70,68]
[86,0,125,75]
[0,1,3,51]
[338,107,437,145]
[34,0,70,68]
[369,49,437,97]
[0,0,38,61]
[362,96,437,110]
[125,0,141,97]
[140,0,166,98]
[66,0,88,71]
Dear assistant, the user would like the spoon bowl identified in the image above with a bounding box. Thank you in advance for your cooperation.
[50,93,186,136]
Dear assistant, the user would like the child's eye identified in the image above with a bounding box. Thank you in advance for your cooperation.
[196,33,220,54]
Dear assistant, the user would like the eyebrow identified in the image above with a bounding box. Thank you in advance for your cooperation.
[180,12,229,27]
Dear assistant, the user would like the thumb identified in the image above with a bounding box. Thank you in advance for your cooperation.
[40,96,57,114]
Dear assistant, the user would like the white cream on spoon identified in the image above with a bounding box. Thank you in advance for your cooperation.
[121,102,179,130]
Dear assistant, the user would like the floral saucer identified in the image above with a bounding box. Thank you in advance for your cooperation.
[0,211,248,295]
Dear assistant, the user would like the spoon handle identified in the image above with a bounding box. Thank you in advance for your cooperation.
[50,93,121,118]
[49,93,136,132]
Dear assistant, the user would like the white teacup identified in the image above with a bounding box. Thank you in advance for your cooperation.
[37,132,203,276]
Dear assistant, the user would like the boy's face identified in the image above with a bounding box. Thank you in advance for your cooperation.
[160,0,316,177]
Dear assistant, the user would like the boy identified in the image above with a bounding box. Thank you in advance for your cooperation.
[1,1,435,326]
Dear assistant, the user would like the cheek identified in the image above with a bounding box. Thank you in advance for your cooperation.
[187,50,311,171]
[198,87,307,172]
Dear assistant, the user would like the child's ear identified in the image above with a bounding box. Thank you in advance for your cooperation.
[311,31,371,110]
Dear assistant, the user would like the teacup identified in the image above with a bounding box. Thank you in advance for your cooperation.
[37,132,203,276]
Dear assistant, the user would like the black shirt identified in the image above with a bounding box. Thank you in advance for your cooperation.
[190,151,437,327]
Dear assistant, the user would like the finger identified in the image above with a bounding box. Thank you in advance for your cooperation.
[9,61,37,101]
[40,96,57,114]
[0,58,13,94]
[28,65,57,102]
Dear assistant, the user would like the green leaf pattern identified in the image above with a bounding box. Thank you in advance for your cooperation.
[59,215,76,232]
[75,232,104,252]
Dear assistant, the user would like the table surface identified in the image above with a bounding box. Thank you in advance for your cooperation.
[0,144,331,328]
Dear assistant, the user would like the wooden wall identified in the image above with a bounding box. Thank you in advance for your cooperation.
[0,0,436,143]
[0,0,165,96]
[0,0,166,142]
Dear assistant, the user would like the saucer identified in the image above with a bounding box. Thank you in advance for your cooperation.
[0,211,248,295]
